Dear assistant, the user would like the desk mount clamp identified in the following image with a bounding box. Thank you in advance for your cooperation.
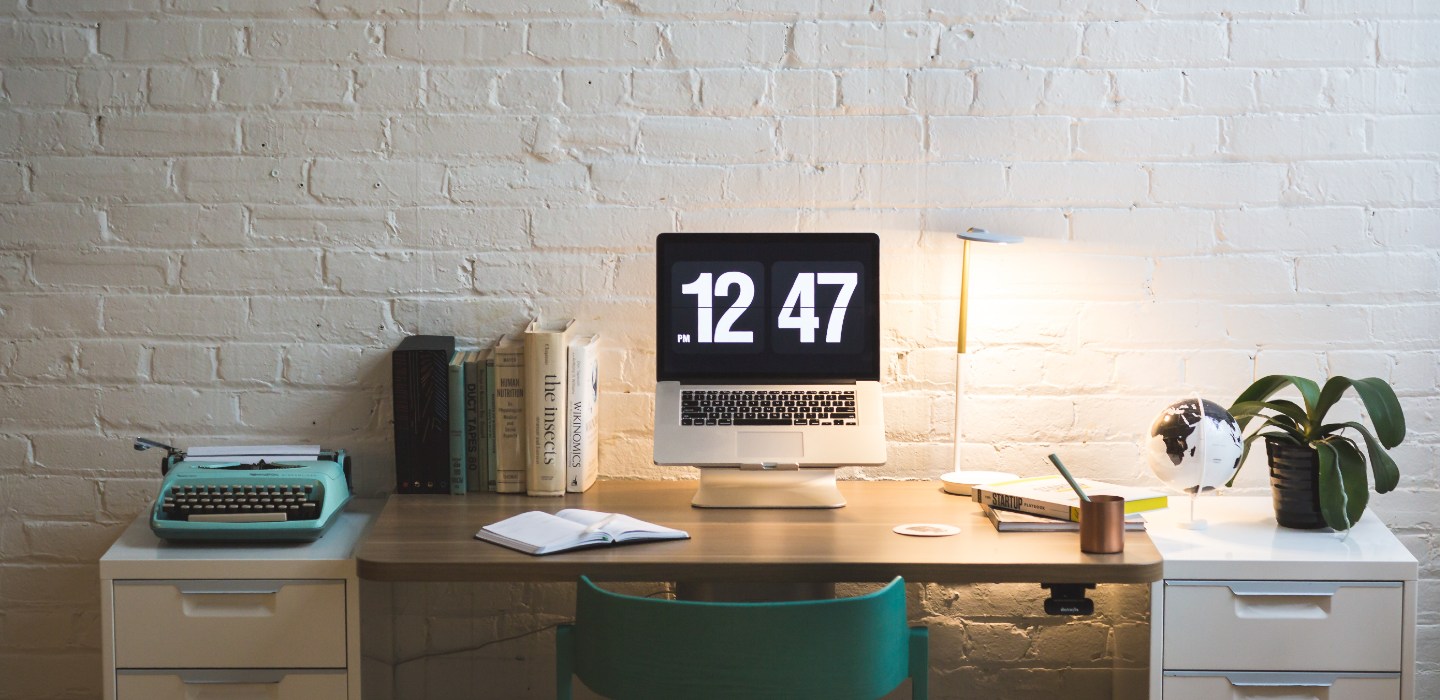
[1041,583,1095,615]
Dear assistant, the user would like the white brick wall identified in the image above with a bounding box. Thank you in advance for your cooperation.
[2,3,1437,699]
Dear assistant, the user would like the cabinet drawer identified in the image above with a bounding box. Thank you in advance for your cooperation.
[1163,672,1400,700]
[113,580,346,669]
[1163,580,1402,672]
[116,669,346,700]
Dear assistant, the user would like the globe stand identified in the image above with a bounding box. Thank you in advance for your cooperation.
[1179,491,1208,530]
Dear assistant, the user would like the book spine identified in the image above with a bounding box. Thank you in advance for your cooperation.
[493,341,526,494]
[566,336,599,493]
[464,352,483,493]
[525,329,567,496]
[485,355,497,492]
[973,489,1075,521]
[392,337,453,494]
[448,353,466,495]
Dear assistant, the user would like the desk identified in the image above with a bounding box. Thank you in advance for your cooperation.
[356,480,1162,585]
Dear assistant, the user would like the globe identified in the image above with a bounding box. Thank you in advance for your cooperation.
[1146,398,1244,494]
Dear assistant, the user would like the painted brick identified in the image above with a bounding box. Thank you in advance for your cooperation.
[103,295,247,338]
[180,157,310,205]
[1112,69,1187,113]
[1290,161,1440,206]
[8,339,77,381]
[151,344,215,384]
[1076,117,1220,160]
[252,205,391,247]
[99,20,237,61]
[666,22,787,67]
[76,68,146,110]
[639,116,774,163]
[1069,207,1214,254]
[780,116,923,163]
[931,116,1070,161]
[3,68,74,107]
[31,157,172,200]
[392,116,532,158]
[859,163,1006,207]
[310,159,447,205]
[0,294,101,338]
[250,20,380,62]
[393,207,528,250]
[1008,162,1150,205]
[384,22,523,63]
[218,343,282,384]
[99,386,238,431]
[496,70,563,112]
[528,21,662,64]
[1255,69,1327,111]
[938,22,1080,66]
[0,161,23,201]
[181,249,323,292]
[355,65,423,109]
[102,114,238,155]
[1152,255,1298,302]
[1297,252,1440,297]
[1184,69,1257,114]
[1042,69,1109,114]
[1150,163,1289,206]
[108,203,247,247]
[698,69,768,115]
[1231,20,1374,66]
[631,69,696,111]
[561,68,626,112]
[1217,206,1367,252]
[0,253,27,289]
[1228,304,1373,346]
[792,21,939,68]
[837,70,908,114]
[327,251,469,294]
[532,207,674,250]
[0,22,94,61]
[0,387,99,430]
[451,162,591,205]
[1380,21,1440,65]
[77,341,146,383]
[243,114,386,155]
[0,205,103,249]
[239,389,379,432]
[1228,114,1367,158]
[1085,21,1228,66]
[1373,116,1440,157]
[724,163,863,207]
[1369,207,1440,248]
[31,250,169,289]
[248,297,391,342]
[3,112,97,156]
[285,344,386,386]
[771,70,838,113]
[972,67,1045,114]
[147,66,215,108]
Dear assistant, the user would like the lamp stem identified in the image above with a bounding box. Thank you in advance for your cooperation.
[957,238,971,354]
[952,350,964,473]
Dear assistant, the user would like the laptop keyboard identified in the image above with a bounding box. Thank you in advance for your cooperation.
[680,389,858,426]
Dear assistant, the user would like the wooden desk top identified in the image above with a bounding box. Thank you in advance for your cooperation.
[356,480,1163,584]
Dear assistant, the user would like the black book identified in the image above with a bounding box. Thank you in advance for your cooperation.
[392,334,455,494]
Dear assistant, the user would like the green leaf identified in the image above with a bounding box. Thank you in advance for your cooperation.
[1227,431,1300,487]
[1351,377,1406,449]
[1322,421,1401,493]
[1312,440,1353,531]
[1230,375,1320,431]
[1331,437,1371,528]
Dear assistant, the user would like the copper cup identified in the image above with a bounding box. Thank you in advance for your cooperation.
[1079,495,1126,554]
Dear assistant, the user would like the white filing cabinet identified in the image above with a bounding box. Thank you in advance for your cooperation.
[1147,498,1417,700]
[99,503,376,700]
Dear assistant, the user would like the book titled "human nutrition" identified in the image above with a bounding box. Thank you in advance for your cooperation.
[971,475,1169,522]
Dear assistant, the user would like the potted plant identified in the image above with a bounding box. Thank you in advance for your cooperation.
[1226,374,1405,531]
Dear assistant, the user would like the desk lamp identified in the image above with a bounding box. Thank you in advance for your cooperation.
[940,228,1022,496]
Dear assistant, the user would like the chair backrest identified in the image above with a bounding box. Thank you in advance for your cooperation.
[556,576,927,700]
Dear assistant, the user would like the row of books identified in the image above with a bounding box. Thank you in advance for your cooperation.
[392,319,599,496]
[969,475,1168,532]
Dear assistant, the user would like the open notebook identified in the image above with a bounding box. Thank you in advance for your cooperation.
[475,509,690,555]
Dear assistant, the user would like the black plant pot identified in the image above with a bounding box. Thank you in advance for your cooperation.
[1266,436,1327,529]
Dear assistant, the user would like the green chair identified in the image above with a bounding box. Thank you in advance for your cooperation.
[555,576,927,700]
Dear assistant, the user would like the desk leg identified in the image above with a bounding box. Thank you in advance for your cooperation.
[676,581,836,602]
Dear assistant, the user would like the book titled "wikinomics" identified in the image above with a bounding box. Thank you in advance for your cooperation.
[971,475,1169,522]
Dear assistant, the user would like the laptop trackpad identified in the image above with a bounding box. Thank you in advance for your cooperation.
[736,432,804,459]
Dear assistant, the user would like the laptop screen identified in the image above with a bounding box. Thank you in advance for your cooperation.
[656,233,880,382]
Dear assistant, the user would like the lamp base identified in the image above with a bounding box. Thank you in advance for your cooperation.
[940,470,1019,496]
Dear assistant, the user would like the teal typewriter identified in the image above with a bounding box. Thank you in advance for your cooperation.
[138,439,352,542]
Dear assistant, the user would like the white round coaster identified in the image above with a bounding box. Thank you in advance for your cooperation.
[892,523,961,537]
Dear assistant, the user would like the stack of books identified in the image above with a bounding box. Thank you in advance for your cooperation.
[970,475,1168,532]
[391,318,600,496]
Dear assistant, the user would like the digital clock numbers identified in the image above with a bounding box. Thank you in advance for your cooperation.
[669,261,865,355]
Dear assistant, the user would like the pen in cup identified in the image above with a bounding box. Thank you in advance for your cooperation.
[1047,453,1090,503]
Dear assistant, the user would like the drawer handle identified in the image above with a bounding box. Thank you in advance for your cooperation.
[1226,582,1339,597]
[1228,675,1334,688]
[176,670,286,685]
[175,583,284,596]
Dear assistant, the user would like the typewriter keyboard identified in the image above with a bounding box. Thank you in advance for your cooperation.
[680,389,858,426]
[161,484,322,522]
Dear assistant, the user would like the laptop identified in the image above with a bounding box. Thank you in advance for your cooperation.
[653,233,887,481]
